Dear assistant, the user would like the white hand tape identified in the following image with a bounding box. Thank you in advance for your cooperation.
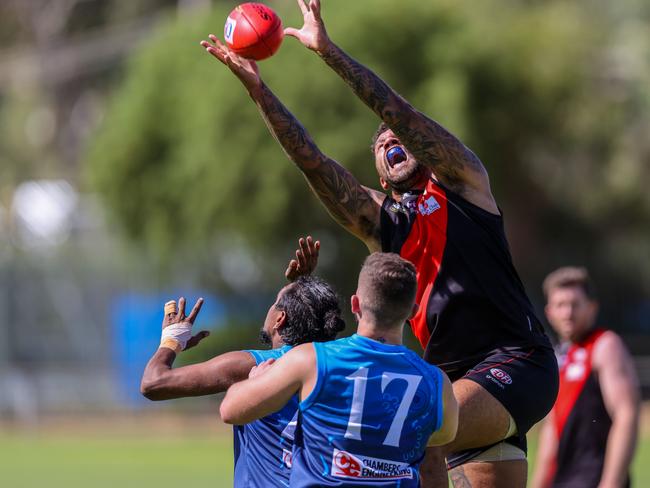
[160,321,193,352]
[164,300,178,316]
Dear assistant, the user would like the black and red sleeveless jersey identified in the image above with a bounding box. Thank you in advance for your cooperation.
[550,329,628,488]
[380,179,551,374]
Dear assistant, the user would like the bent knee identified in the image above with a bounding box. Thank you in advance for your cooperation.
[449,458,528,488]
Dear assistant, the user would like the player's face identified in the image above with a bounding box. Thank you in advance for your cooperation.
[545,286,598,343]
[260,286,289,346]
[373,129,428,193]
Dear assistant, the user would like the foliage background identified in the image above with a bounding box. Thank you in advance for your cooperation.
[85,0,650,357]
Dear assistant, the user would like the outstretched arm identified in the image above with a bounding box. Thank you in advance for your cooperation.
[141,237,324,400]
[141,349,254,401]
[200,36,384,250]
[220,344,316,425]
[140,297,256,400]
[286,0,496,209]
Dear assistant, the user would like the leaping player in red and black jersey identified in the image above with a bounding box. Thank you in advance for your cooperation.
[201,0,558,486]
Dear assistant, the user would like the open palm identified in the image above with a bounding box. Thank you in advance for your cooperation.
[200,34,261,88]
[284,0,330,53]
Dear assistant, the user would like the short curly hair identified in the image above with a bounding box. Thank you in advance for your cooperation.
[275,276,345,346]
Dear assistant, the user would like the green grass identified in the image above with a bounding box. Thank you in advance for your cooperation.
[2,427,650,487]
[0,433,234,488]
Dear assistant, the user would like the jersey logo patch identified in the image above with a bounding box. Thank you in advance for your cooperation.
[282,448,292,469]
[331,449,414,480]
[389,202,402,213]
[565,362,586,381]
[418,196,440,216]
[564,347,588,381]
[573,348,587,361]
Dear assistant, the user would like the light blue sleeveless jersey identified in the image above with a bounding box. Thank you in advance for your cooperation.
[233,345,297,487]
[290,334,444,487]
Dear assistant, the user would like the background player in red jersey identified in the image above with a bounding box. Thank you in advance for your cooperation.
[531,267,640,488]
[200,1,558,486]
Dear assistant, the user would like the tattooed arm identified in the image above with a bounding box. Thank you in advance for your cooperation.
[200,35,384,250]
[285,0,497,212]
[248,81,384,248]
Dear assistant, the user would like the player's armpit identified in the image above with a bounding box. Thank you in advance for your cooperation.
[141,350,256,401]
[318,40,496,210]
[427,373,458,447]
[220,344,316,425]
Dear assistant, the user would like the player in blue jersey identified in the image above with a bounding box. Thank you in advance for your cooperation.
[221,253,458,487]
[140,237,345,487]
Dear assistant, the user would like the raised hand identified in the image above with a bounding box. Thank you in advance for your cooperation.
[284,0,331,53]
[285,236,321,281]
[161,297,209,352]
[200,35,261,89]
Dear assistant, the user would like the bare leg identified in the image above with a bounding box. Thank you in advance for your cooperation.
[449,461,527,488]
[420,445,449,487]
[421,379,525,488]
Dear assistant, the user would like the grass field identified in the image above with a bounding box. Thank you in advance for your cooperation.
[0,434,233,488]
[2,413,650,487]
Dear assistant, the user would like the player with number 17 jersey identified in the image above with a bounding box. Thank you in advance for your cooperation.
[290,334,444,487]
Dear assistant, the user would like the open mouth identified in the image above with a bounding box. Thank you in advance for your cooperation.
[386,146,407,168]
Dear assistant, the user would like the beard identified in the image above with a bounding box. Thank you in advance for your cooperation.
[259,328,272,346]
[385,164,428,193]
[386,166,423,193]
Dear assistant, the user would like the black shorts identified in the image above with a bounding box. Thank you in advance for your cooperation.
[446,346,559,469]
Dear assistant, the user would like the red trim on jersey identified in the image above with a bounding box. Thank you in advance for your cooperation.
[552,328,607,440]
[400,180,448,349]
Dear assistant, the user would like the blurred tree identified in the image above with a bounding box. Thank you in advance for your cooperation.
[86,0,650,334]
[0,0,181,202]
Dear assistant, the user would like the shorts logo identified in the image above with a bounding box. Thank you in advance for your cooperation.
[224,18,236,43]
[331,449,413,480]
[489,368,513,385]
[418,196,440,216]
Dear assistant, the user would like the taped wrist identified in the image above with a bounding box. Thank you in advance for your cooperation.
[160,321,193,353]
